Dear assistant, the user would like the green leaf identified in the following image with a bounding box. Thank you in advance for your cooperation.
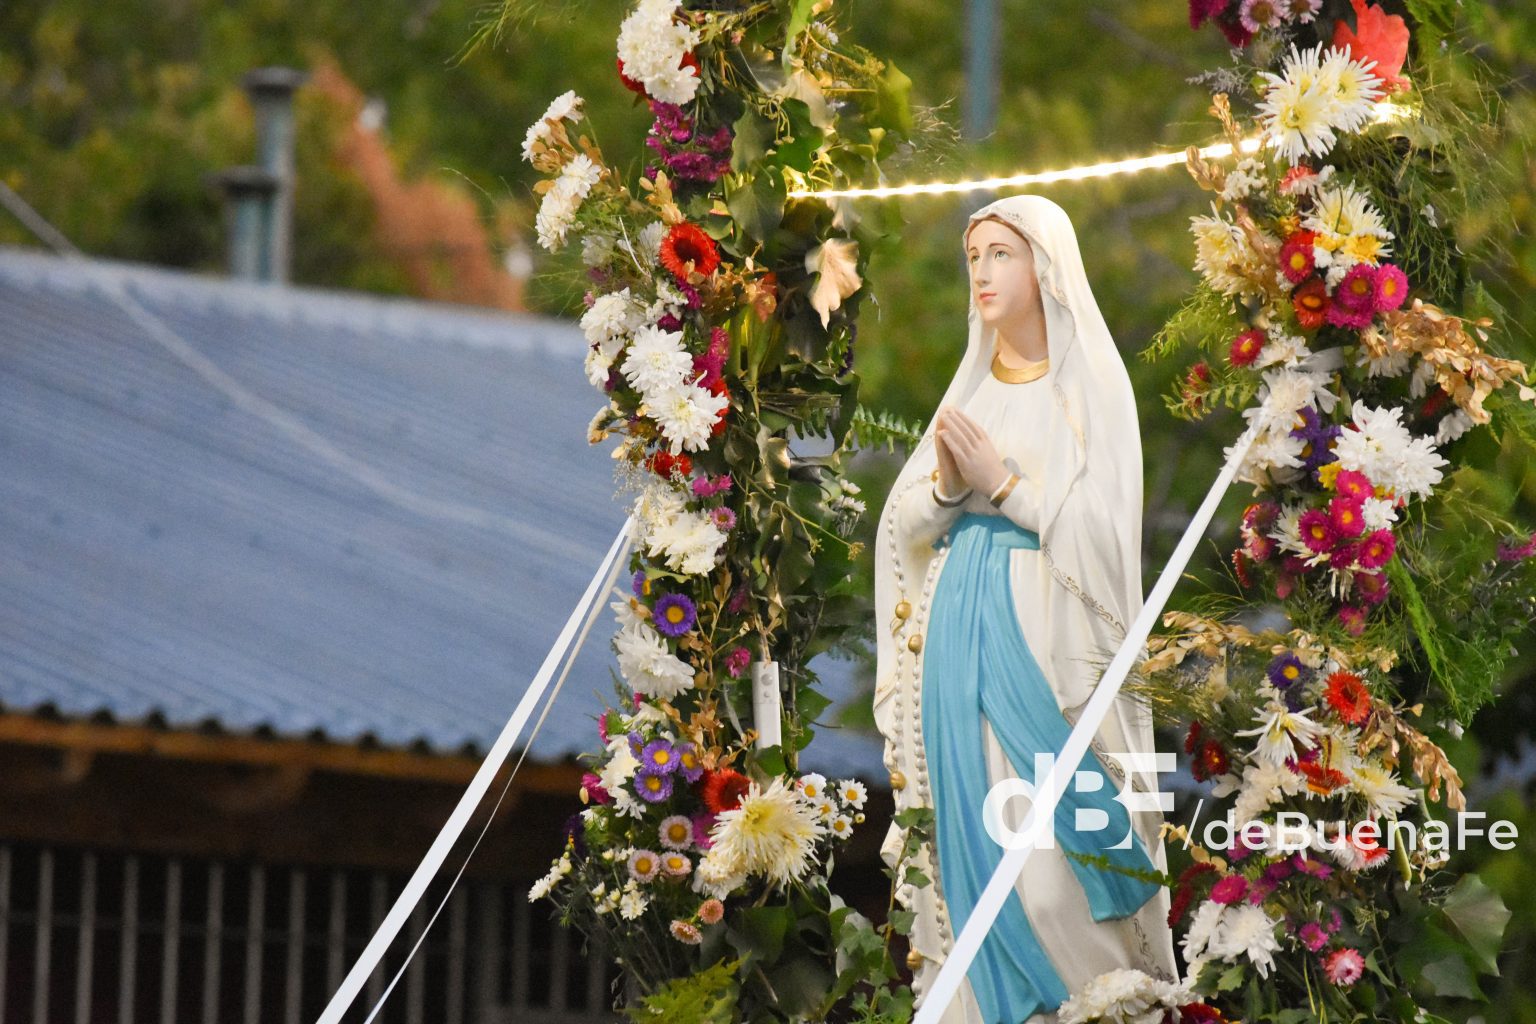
[730,905,791,963]
[726,167,786,245]
[730,109,772,173]
[781,0,817,67]
[1440,873,1511,975]
[872,61,914,137]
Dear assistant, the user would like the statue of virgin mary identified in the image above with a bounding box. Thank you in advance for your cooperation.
[871,194,1178,1023]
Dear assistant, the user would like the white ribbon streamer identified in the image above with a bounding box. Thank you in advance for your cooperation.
[915,418,1262,1024]
[317,515,635,1024]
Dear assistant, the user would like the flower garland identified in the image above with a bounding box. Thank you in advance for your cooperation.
[1062,3,1533,1022]
[517,1,931,1018]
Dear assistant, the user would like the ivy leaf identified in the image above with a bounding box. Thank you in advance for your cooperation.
[872,61,914,137]
[730,109,773,173]
[1439,872,1511,975]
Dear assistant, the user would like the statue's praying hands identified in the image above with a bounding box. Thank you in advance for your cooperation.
[935,406,1011,499]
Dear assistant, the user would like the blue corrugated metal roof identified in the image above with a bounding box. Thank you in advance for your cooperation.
[0,246,883,779]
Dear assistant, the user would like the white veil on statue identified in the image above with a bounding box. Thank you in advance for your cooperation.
[873,191,1162,810]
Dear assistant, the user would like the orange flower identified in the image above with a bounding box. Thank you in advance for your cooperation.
[700,767,750,813]
[1333,0,1411,95]
[1292,278,1330,331]
[660,222,721,281]
[1325,670,1372,725]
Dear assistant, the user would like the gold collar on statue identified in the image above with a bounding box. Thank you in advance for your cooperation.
[990,350,1049,384]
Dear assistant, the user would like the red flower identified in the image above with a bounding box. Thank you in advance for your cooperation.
[700,768,751,814]
[1192,739,1231,782]
[1325,670,1372,724]
[615,58,647,95]
[1177,1005,1230,1024]
[1229,328,1266,367]
[1184,720,1204,756]
[709,377,729,436]
[1232,548,1252,589]
[659,222,721,281]
[1333,0,1411,95]
[1279,230,1317,283]
[1298,760,1349,794]
[648,450,693,479]
[1292,278,1330,330]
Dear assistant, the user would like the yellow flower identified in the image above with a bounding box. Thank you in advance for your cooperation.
[1317,461,1342,490]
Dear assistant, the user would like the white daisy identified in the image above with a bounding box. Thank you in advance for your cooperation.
[1190,204,1259,298]
[1258,53,1338,162]
[835,779,868,809]
[1303,182,1394,262]
[797,772,828,800]
[1235,698,1324,768]
[1320,46,1385,132]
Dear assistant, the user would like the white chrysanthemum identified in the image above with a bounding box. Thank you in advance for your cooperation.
[1360,496,1399,531]
[691,846,747,899]
[1181,900,1226,966]
[581,231,616,268]
[621,325,691,398]
[599,736,640,797]
[1254,331,1311,368]
[1303,182,1393,261]
[1190,204,1258,298]
[1231,758,1308,827]
[1058,967,1174,1024]
[645,509,727,575]
[1210,904,1282,978]
[534,154,602,252]
[1235,698,1325,768]
[1220,156,1268,202]
[619,221,668,269]
[706,777,827,887]
[1332,403,1447,502]
[1408,359,1437,399]
[612,622,696,699]
[1347,760,1416,818]
[521,90,585,162]
[581,288,641,354]
[1436,409,1474,445]
[615,0,702,105]
[1358,347,1412,378]
[585,347,615,388]
[1270,503,1316,561]
[1320,46,1385,132]
[1235,429,1308,488]
[610,586,646,632]
[649,381,729,454]
[632,480,688,537]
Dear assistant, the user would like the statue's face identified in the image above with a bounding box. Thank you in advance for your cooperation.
[965,218,1040,332]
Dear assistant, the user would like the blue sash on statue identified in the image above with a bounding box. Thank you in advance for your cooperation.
[921,512,1160,1023]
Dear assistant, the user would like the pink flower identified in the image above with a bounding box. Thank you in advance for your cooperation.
[1299,921,1329,951]
[1354,570,1390,605]
[1330,540,1361,569]
[709,507,737,532]
[1299,508,1337,553]
[1325,265,1378,330]
[1324,947,1365,986]
[1245,533,1277,562]
[1373,263,1409,311]
[1229,328,1267,367]
[1338,604,1367,636]
[1328,496,1366,538]
[581,771,611,804]
[691,812,716,850]
[725,646,751,677]
[1357,528,1396,569]
[1334,469,1374,502]
[698,897,725,924]
[669,920,703,944]
[1275,570,1297,600]
[1210,875,1248,905]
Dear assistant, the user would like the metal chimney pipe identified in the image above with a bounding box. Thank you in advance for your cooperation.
[240,67,308,283]
[210,166,279,281]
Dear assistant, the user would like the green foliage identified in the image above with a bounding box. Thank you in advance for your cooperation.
[621,957,742,1024]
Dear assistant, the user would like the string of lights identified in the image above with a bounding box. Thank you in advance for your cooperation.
[788,103,1412,200]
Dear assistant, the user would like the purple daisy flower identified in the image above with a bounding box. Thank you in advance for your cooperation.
[634,768,675,803]
[1267,651,1308,690]
[653,593,697,637]
[632,569,648,598]
[674,741,704,783]
[641,737,679,775]
[627,730,645,757]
